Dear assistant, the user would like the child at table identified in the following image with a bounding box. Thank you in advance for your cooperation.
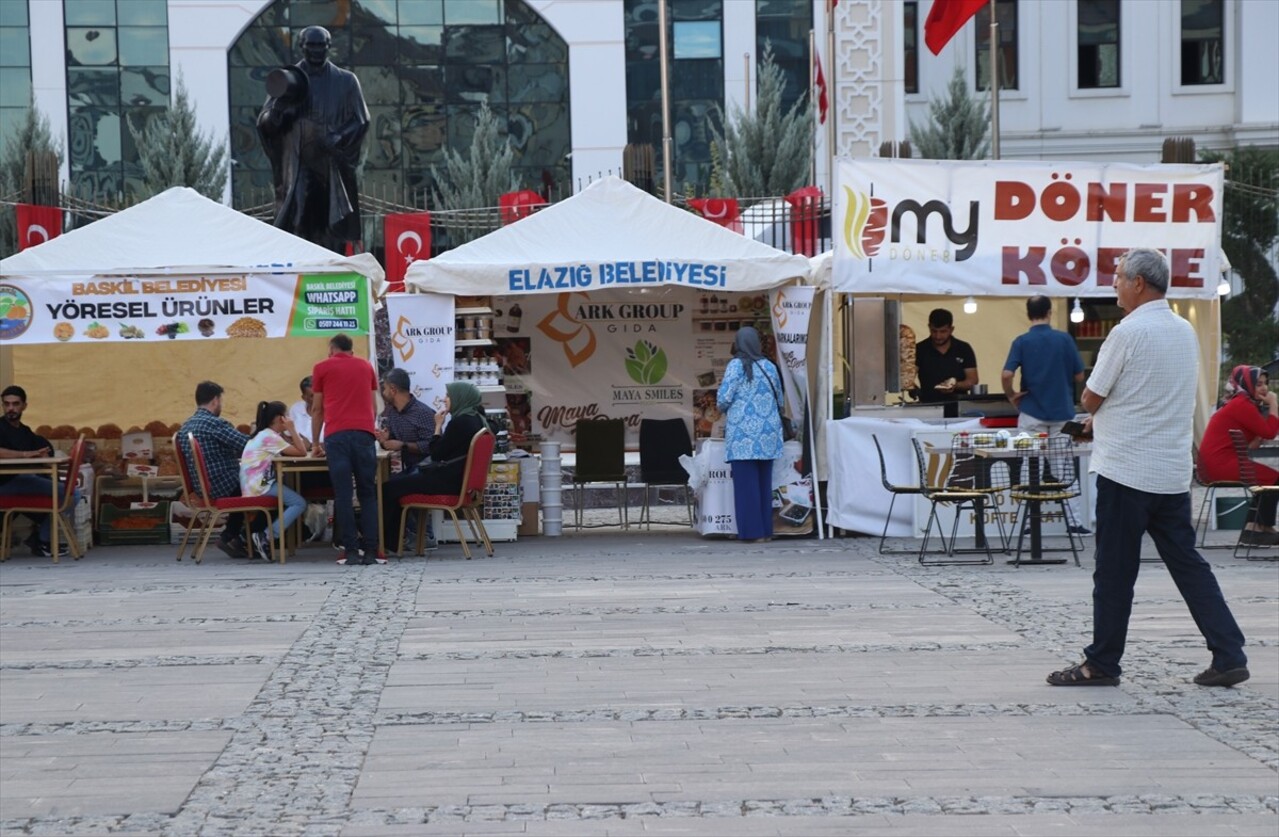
[239,401,309,560]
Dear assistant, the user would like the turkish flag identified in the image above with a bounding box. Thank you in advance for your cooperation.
[924,0,989,56]
[15,204,62,251]
[785,186,823,258]
[498,190,547,225]
[813,48,829,125]
[687,198,741,233]
[383,212,431,293]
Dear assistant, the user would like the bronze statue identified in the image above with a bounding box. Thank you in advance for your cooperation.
[257,26,369,252]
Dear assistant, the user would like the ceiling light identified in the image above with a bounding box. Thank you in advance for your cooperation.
[1070,298,1085,323]
[962,296,977,314]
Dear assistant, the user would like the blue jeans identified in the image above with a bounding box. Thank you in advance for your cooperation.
[0,475,76,542]
[261,482,306,537]
[325,430,379,553]
[730,459,774,541]
[1084,475,1247,678]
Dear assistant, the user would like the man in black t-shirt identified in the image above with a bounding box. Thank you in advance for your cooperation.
[0,385,65,558]
[915,308,979,404]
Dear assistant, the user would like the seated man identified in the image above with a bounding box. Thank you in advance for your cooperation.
[0,385,67,558]
[287,375,316,444]
[177,381,250,558]
[376,368,438,544]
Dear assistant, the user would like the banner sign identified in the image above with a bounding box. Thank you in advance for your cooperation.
[769,285,814,419]
[832,159,1224,299]
[383,292,455,412]
[0,272,370,344]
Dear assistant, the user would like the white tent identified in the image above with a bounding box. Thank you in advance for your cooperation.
[1,187,384,284]
[406,176,810,294]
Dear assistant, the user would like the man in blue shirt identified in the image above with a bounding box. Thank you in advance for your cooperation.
[1002,295,1087,532]
[178,381,250,558]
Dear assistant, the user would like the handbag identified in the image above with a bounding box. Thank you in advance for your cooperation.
[759,361,797,442]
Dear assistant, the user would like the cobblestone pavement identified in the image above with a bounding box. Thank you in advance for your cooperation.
[0,522,1275,836]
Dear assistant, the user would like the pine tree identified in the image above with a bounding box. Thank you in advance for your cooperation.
[431,102,518,244]
[127,73,229,200]
[0,103,63,259]
[909,67,991,160]
[709,42,813,197]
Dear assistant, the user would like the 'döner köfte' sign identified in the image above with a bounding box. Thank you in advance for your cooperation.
[832,159,1223,299]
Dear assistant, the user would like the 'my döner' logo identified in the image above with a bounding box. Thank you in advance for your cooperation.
[843,187,978,264]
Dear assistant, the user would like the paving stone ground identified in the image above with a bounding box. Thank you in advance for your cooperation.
[0,517,1275,837]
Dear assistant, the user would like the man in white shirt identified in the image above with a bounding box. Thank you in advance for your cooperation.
[287,376,315,443]
[1047,248,1248,689]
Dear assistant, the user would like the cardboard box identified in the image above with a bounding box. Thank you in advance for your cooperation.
[126,463,161,478]
[517,501,540,536]
[488,462,520,484]
[122,432,154,460]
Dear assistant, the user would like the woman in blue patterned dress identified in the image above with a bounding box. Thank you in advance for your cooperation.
[716,326,785,542]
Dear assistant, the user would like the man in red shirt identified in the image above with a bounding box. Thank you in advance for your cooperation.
[312,334,382,565]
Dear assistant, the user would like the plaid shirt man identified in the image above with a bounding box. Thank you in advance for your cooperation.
[381,394,436,472]
[178,407,249,499]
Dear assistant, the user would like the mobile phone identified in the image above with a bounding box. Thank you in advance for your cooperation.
[779,503,812,525]
[1060,420,1091,438]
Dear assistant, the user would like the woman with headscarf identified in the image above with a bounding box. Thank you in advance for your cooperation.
[716,326,785,543]
[1198,365,1279,545]
[381,382,490,549]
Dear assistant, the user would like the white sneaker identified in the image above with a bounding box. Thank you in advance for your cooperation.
[252,531,273,562]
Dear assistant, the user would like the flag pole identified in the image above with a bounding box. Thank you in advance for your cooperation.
[989,5,1000,160]
[809,28,818,188]
[657,0,674,202]
[744,53,751,113]
[826,1,836,212]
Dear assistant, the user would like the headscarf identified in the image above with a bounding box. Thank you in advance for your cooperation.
[731,326,766,381]
[1225,365,1265,413]
[446,381,484,420]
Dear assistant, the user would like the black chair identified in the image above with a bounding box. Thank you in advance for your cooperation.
[571,418,628,529]
[872,434,923,554]
[912,438,994,565]
[1008,435,1084,567]
[637,418,693,528]
[1192,444,1247,549]
[1228,429,1279,560]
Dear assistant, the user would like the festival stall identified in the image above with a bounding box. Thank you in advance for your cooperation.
[399,176,819,536]
[0,187,385,430]
[824,158,1225,537]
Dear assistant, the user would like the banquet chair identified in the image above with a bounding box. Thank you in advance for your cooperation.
[912,437,994,565]
[571,418,629,529]
[1228,429,1279,560]
[188,434,279,563]
[0,435,86,563]
[172,432,216,563]
[637,418,694,528]
[1007,435,1084,567]
[872,433,923,554]
[1192,443,1247,549]
[396,428,495,559]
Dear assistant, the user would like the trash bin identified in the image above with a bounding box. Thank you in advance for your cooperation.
[1214,496,1250,531]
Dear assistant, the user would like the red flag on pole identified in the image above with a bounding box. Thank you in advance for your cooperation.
[14,204,61,251]
[813,48,829,125]
[924,0,989,56]
[384,212,432,293]
[498,190,547,225]
[687,197,742,233]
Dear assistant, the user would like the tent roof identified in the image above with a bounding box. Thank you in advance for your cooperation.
[1,187,384,286]
[406,176,810,296]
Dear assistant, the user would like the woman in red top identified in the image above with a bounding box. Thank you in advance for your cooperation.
[1198,365,1279,545]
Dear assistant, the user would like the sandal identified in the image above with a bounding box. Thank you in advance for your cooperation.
[1046,661,1119,687]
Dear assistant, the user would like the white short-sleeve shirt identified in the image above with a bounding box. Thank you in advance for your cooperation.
[1086,299,1198,494]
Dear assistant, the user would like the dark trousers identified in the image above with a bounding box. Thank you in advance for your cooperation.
[325,430,379,554]
[1084,475,1247,678]
[1246,487,1278,527]
[730,459,774,541]
[382,469,453,548]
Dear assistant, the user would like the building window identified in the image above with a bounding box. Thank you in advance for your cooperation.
[975,0,1017,91]
[228,0,571,213]
[904,1,918,94]
[1078,0,1119,88]
[0,0,32,147]
[756,0,814,117]
[64,0,170,200]
[1181,0,1223,85]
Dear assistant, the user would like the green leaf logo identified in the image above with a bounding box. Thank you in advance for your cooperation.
[624,339,667,385]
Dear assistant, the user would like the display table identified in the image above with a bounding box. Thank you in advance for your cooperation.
[689,438,804,536]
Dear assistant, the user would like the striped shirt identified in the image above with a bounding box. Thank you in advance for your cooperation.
[1086,299,1198,494]
[178,408,249,499]
[381,395,436,471]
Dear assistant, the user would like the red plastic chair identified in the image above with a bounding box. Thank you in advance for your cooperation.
[172,432,218,563]
[397,429,496,559]
[0,436,87,563]
[187,433,279,563]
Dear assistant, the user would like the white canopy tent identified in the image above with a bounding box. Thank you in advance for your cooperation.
[0,187,385,429]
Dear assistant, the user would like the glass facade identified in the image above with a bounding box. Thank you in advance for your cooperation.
[624,0,724,194]
[0,1,32,146]
[1181,0,1224,85]
[756,0,813,116]
[975,0,1018,91]
[228,0,571,208]
[1078,0,1120,89]
[904,0,918,95]
[63,0,169,199]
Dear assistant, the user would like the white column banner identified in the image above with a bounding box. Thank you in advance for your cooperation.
[769,284,814,419]
[384,292,455,412]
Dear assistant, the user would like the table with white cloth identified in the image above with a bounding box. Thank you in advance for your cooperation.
[825,416,1095,542]
[687,438,804,536]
